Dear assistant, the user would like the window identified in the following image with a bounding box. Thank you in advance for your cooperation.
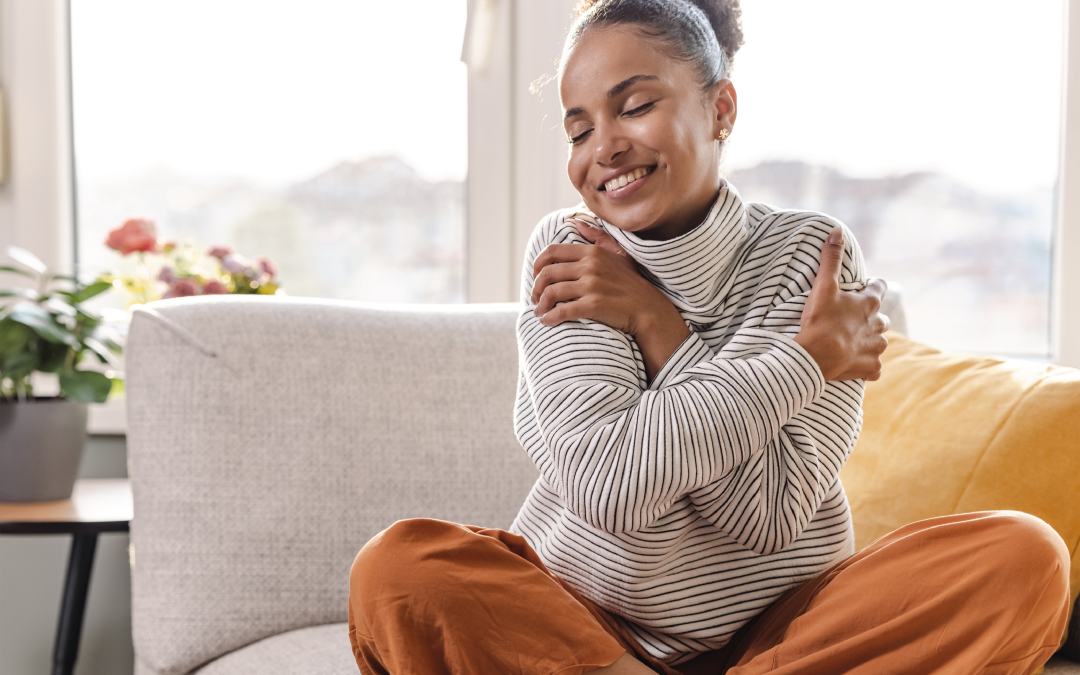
[71,0,468,304]
[727,0,1062,357]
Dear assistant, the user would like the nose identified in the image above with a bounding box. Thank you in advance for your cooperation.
[592,122,630,165]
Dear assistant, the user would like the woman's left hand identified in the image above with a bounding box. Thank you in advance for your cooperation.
[532,220,691,379]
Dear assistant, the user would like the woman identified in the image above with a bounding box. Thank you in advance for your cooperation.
[349,1,1070,673]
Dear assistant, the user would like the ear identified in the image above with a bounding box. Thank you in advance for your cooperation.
[710,79,738,140]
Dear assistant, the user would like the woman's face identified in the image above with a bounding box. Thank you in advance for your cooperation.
[560,26,737,241]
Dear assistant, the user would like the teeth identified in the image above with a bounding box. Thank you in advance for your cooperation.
[605,167,650,192]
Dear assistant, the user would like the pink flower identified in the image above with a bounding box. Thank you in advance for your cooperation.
[220,253,251,275]
[206,245,233,259]
[105,219,159,255]
[255,256,278,279]
[203,279,227,295]
[169,278,199,297]
[157,266,174,284]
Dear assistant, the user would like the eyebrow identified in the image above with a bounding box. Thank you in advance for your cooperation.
[563,74,660,120]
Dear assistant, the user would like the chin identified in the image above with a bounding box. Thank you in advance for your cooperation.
[584,199,662,236]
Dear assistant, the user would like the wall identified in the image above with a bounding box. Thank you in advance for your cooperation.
[0,435,133,675]
[0,0,74,271]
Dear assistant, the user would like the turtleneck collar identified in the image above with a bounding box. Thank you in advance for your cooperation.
[569,180,751,318]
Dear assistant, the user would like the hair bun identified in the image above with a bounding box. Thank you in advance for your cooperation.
[686,0,744,64]
[575,0,743,64]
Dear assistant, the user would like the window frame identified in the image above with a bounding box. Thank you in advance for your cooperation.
[1055,0,1080,368]
[463,0,581,302]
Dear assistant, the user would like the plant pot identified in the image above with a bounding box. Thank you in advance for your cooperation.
[0,398,88,502]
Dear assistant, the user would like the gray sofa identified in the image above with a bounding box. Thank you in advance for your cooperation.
[125,295,1078,675]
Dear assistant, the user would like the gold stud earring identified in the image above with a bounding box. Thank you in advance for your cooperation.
[717,129,730,141]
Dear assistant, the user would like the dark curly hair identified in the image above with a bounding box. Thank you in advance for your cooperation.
[567,0,744,89]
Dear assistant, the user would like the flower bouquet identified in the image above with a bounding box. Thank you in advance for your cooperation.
[102,218,281,305]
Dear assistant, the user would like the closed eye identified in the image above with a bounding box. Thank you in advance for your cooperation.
[569,129,593,145]
[624,101,655,117]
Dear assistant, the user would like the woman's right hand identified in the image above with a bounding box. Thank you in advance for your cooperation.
[794,228,890,381]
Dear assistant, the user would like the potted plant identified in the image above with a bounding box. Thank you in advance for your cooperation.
[0,246,121,502]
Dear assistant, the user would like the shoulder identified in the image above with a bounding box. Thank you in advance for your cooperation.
[524,205,593,260]
[518,206,596,301]
[743,202,866,288]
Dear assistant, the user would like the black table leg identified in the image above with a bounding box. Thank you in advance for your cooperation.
[52,532,98,675]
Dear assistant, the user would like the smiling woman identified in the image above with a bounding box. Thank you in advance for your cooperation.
[347,1,1068,674]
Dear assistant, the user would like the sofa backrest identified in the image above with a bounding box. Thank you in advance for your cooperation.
[126,297,536,675]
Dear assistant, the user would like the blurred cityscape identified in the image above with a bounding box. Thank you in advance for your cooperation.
[77,156,465,305]
[77,157,1053,357]
[729,162,1053,357]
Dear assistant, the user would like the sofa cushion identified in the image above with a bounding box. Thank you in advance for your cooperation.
[840,332,1080,655]
[1047,657,1080,674]
[192,623,354,675]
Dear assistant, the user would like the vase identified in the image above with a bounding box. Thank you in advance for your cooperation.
[0,398,88,502]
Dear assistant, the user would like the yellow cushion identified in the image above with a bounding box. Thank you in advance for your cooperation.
[841,332,1080,615]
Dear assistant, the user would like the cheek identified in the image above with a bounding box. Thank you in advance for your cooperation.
[663,114,708,175]
[567,148,589,193]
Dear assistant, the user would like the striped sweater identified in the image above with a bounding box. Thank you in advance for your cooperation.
[509,181,865,664]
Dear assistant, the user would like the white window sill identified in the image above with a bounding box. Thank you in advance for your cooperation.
[88,396,126,435]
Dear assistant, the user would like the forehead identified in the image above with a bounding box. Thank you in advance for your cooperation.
[559,25,695,109]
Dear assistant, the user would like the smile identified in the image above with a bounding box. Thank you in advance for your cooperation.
[600,165,654,193]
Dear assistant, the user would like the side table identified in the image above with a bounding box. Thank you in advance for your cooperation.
[0,479,133,675]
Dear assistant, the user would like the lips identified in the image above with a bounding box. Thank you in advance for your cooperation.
[600,165,654,192]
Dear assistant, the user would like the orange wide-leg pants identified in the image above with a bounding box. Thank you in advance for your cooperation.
[349,511,1070,675]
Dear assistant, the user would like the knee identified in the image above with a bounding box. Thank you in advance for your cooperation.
[350,518,466,603]
[981,511,1069,591]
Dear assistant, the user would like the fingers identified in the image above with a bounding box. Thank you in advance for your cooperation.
[534,279,587,317]
[870,312,891,334]
[572,220,629,258]
[533,243,589,279]
[537,295,597,327]
[864,333,890,380]
[862,277,888,301]
[808,227,845,300]
[531,261,584,304]
[834,333,889,381]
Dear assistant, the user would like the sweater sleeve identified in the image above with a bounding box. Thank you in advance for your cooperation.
[515,211,860,548]
[682,218,865,554]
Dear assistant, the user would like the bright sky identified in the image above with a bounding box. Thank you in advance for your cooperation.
[71,0,470,184]
[72,0,1064,195]
[729,0,1064,194]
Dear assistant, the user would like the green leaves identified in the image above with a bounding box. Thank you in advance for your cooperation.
[59,370,113,404]
[0,318,37,382]
[0,266,36,280]
[1,247,123,402]
[83,336,119,367]
[70,280,112,304]
[7,302,78,346]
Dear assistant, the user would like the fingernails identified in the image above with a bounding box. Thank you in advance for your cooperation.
[828,228,844,245]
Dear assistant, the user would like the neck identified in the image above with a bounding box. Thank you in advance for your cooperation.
[636,185,721,241]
